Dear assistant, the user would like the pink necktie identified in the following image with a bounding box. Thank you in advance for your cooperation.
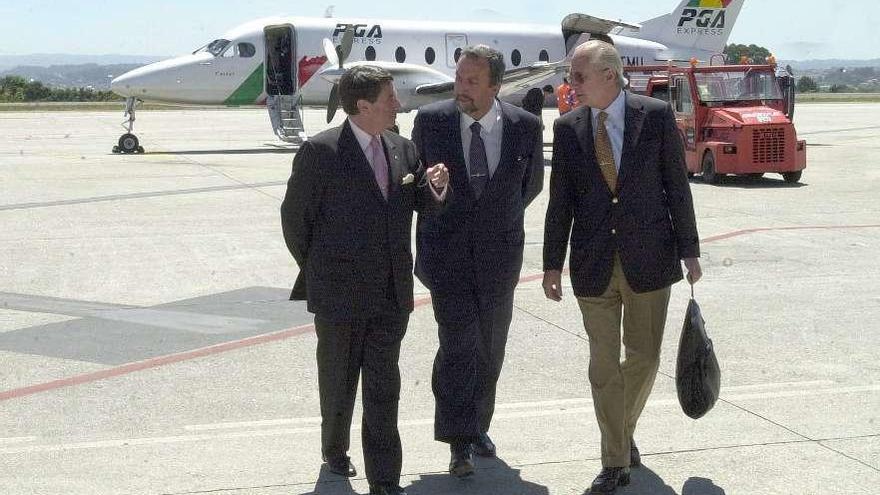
[369,136,389,199]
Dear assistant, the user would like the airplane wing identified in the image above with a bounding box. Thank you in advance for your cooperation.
[561,13,640,35]
[497,60,570,98]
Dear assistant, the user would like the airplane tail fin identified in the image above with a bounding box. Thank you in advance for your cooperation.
[625,0,744,59]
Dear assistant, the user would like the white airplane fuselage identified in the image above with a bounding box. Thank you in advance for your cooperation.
[111,16,669,111]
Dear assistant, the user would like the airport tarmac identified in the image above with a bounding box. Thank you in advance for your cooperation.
[1,104,878,495]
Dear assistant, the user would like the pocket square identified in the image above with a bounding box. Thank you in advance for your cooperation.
[401,173,415,185]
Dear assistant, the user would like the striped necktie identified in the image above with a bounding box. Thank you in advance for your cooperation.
[595,111,618,191]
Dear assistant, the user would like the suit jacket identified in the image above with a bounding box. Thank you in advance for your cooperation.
[543,91,700,296]
[281,120,435,318]
[412,99,544,294]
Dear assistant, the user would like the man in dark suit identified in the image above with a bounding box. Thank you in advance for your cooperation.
[412,45,544,478]
[281,66,448,495]
[542,41,702,495]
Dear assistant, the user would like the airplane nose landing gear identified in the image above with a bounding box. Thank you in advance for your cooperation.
[112,97,145,153]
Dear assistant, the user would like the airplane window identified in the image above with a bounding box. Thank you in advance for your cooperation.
[539,49,549,62]
[237,43,256,58]
[454,48,462,63]
[425,47,435,65]
[365,46,376,61]
[206,39,230,57]
[395,46,406,63]
[511,49,521,67]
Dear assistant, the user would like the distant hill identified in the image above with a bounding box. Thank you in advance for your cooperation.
[782,59,880,71]
[0,53,167,71]
[0,64,149,90]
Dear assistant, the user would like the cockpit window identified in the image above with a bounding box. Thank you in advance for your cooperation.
[193,39,232,56]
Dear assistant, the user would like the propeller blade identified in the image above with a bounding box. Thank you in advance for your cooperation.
[338,26,354,65]
[327,83,340,123]
[322,38,339,68]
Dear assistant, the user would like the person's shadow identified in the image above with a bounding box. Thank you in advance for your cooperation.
[299,464,358,495]
[406,457,549,495]
[614,468,726,495]
[682,476,726,495]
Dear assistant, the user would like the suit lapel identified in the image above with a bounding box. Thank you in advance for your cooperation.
[572,106,607,190]
[446,103,474,201]
[618,91,646,191]
[485,102,517,198]
[383,131,406,202]
[340,120,387,205]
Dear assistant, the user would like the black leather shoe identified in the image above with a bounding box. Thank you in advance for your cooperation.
[449,442,475,478]
[369,484,407,495]
[472,432,496,457]
[630,438,641,468]
[587,467,630,494]
[322,454,357,477]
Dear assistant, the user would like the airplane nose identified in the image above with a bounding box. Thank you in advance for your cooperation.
[110,72,134,97]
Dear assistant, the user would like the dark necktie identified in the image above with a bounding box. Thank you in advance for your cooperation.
[469,121,489,198]
[595,111,618,191]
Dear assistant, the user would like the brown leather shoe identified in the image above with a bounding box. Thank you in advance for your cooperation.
[630,438,641,468]
[472,432,496,457]
[587,466,630,494]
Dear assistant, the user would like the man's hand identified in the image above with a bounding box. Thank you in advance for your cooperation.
[684,257,702,284]
[426,163,449,189]
[542,270,563,301]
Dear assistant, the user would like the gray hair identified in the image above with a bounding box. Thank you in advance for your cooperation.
[577,40,627,89]
[339,65,393,115]
[461,45,505,87]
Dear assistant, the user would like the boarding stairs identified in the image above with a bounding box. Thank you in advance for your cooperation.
[268,94,306,145]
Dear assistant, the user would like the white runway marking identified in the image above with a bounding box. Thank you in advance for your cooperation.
[2,382,876,454]
[0,292,268,334]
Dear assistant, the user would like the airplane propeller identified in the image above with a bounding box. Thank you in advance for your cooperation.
[324,26,355,123]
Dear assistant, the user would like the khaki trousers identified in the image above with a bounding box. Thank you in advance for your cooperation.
[577,256,671,467]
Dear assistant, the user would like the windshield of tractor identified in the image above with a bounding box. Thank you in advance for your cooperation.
[694,70,783,103]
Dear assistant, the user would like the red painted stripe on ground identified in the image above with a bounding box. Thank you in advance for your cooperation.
[0,323,315,402]
[3,222,879,401]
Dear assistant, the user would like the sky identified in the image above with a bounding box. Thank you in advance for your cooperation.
[0,0,877,60]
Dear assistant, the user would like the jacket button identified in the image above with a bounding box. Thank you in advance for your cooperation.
[612,197,619,204]
[611,228,617,234]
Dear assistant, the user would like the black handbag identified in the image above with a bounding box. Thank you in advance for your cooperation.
[675,285,721,419]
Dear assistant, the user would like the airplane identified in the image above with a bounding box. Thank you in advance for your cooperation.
[109,0,744,153]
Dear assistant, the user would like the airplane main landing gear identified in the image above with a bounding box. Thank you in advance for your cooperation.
[112,97,145,154]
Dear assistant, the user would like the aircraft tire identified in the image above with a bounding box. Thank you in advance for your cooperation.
[118,133,139,154]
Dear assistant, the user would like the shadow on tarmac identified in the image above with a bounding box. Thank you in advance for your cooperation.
[405,457,549,495]
[690,175,807,189]
[682,476,727,494]
[302,464,357,495]
[620,467,727,495]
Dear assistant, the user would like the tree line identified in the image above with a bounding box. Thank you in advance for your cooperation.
[0,76,121,102]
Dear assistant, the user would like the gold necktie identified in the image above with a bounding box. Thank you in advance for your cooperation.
[594,111,617,191]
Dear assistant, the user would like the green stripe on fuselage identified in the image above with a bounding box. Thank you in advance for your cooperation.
[224,63,264,106]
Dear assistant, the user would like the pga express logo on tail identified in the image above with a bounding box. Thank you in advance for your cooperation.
[677,0,732,36]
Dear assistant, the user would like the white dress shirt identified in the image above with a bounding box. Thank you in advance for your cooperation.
[589,90,626,172]
[460,99,503,178]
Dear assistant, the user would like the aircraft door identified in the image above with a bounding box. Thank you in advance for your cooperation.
[264,25,296,96]
[445,34,468,68]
